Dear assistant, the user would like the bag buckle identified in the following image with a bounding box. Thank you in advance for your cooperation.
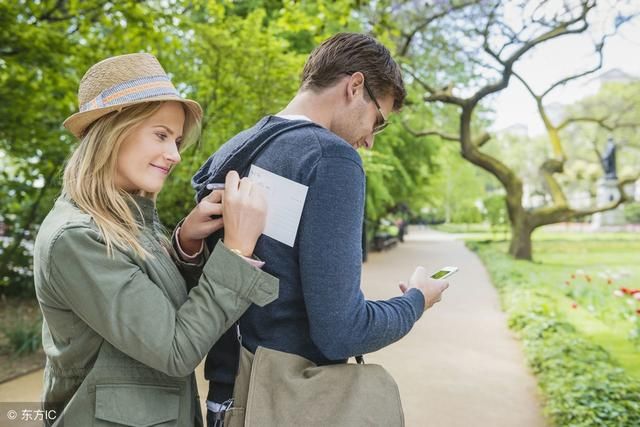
[212,399,234,427]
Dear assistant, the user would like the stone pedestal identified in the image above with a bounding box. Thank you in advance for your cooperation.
[592,178,625,227]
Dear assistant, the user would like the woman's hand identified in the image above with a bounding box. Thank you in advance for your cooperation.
[222,170,267,257]
[179,190,224,256]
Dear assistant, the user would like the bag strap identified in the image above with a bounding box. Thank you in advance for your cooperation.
[193,117,319,202]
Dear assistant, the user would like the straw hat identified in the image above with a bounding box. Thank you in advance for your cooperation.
[63,53,202,138]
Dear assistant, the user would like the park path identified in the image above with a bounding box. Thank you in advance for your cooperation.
[0,227,546,426]
[361,227,546,426]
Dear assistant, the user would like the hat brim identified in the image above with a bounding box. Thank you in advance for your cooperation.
[63,95,203,138]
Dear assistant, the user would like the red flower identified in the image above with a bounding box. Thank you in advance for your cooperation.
[571,303,578,309]
[621,287,632,295]
[630,289,640,295]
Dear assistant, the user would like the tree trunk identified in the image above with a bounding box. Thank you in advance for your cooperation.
[508,214,533,260]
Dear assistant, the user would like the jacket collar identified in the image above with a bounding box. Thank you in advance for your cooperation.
[61,192,157,228]
[126,194,156,227]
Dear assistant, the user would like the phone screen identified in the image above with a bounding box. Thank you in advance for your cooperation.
[431,270,450,279]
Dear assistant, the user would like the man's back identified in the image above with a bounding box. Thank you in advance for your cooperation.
[197,115,425,402]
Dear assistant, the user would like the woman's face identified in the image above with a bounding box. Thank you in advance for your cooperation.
[115,101,185,194]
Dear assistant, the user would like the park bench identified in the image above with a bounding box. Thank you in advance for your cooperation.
[373,232,399,251]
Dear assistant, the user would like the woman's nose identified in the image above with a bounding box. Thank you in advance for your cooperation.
[165,143,182,164]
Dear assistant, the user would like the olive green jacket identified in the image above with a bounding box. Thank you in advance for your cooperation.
[33,195,279,426]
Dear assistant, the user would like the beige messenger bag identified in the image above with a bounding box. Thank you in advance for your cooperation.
[221,343,405,427]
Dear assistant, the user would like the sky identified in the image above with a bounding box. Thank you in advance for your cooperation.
[490,2,640,136]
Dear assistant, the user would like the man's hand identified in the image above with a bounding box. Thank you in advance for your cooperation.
[399,266,449,311]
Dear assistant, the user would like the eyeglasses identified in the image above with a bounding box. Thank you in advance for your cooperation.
[362,78,389,135]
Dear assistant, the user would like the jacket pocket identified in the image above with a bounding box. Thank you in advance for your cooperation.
[94,383,180,426]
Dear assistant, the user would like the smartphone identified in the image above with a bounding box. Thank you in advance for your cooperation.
[430,266,458,280]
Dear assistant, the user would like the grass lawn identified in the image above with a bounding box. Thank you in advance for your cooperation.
[473,236,640,379]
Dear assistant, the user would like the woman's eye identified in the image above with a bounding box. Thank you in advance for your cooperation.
[156,132,167,141]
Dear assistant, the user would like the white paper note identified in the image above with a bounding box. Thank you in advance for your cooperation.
[248,165,309,247]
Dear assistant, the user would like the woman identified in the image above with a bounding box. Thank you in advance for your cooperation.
[33,53,277,426]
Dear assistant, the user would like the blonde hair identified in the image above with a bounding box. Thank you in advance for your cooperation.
[62,101,201,257]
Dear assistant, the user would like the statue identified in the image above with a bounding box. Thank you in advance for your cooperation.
[601,137,617,180]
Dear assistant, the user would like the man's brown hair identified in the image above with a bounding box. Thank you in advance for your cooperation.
[301,33,406,111]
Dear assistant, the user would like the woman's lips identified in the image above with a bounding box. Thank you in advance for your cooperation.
[150,163,170,175]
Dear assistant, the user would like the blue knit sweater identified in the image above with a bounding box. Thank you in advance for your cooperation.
[192,116,425,402]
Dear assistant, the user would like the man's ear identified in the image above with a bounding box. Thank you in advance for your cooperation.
[346,72,365,101]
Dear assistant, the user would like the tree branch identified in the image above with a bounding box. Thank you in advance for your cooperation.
[398,1,480,56]
[541,38,605,98]
[531,172,640,227]
[539,158,568,207]
[473,132,491,147]
[558,116,640,131]
[470,0,595,106]
[402,66,436,94]
[424,91,466,106]
[402,121,460,142]
[512,70,564,158]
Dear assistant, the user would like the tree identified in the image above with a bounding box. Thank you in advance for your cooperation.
[363,102,442,227]
[0,0,361,294]
[369,0,640,259]
[155,0,360,226]
[0,0,183,293]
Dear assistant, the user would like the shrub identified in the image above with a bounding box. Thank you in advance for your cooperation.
[3,317,42,356]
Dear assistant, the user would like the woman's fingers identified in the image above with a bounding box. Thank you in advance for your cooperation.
[249,184,267,213]
[204,217,224,234]
[204,189,223,204]
[237,177,253,198]
[199,199,223,217]
[225,170,240,190]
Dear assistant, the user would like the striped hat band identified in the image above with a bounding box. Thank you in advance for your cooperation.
[79,75,179,113]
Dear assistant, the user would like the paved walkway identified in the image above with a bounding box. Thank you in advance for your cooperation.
[362,227,546,426]
[0,228,546,426]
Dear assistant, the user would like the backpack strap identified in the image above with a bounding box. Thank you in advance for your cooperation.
[192,117,319,202]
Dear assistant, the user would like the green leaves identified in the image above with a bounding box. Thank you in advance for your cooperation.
[1,0,447,293]
[0,1,182,293]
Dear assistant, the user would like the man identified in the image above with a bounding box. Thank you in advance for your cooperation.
[191,33,449,425]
